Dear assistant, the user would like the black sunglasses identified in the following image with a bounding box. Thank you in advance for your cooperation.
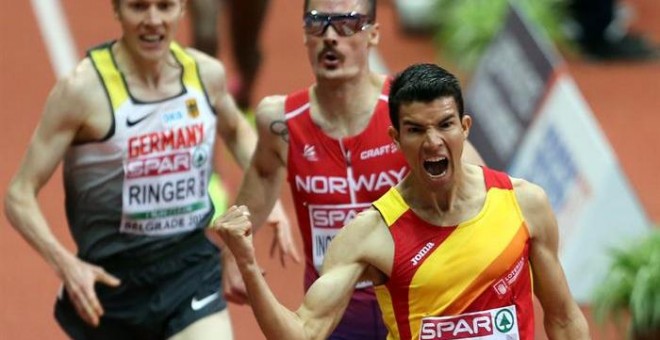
[303,10,372,37]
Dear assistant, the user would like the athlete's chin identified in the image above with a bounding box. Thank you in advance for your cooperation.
[314,67,358,81]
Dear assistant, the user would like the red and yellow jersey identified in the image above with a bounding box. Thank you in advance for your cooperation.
[373,167,534,340]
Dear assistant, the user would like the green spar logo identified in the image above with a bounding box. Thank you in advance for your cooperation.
[494,309,515,333]
[193,147,208,168]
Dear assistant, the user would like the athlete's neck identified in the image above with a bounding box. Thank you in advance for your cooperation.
[311,72,385,136]
[400,164,483,226]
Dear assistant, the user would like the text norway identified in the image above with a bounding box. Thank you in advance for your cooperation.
[294,168,407,194]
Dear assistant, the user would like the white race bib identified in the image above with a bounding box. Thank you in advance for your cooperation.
[419,306,519,340]
[121,142,212,236]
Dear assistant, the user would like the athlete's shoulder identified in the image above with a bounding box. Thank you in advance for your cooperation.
[511,177,546,204]
[184,47,227,92]
[511,177,553,232]
[52,58,105,109]
[255,95,287,126]
[353,208,387,228]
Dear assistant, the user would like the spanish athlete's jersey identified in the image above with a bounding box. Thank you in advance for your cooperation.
[285,81,408,296]
[64,41,217,262]
[373,168,534,340]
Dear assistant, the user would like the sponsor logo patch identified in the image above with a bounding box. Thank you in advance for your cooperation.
[303,144,318,162]
[186,98,199,118]
[419,305,518,340]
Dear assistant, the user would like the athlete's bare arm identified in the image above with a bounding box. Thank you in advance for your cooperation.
[192,49,257,168]
[231,95,300,267]
[514,179,590,339]
[234,95,289,231]
[215,206,390,340]
[3,60,121,327]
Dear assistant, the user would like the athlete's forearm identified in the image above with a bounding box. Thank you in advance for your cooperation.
[4,182,74,277]
[234,165,283,232]
[225,114,258,170]
[239,261,309,340]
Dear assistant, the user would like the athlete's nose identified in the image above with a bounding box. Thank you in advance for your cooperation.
[144,6,163,25]
[426,129,443,145]
[424,129,445,149]
[322,24,340,45]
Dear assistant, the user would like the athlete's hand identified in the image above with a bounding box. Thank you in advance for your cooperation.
[265,201,301,267]
[57,253,121,327]
[213,205,255,267]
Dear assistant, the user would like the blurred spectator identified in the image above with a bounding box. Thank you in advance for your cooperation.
[189,0,269,110]
[571,0,659,61]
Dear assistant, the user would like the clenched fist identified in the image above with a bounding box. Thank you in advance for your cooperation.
[212,205,256,267]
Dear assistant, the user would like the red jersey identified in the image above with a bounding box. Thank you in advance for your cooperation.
[372,167,535,340]
[285,82,408,300]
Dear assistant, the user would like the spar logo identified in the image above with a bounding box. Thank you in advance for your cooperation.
[419,306,518,340]
[126,152,191,179]
[494,309,515,333]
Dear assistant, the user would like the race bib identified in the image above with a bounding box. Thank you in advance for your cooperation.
[120,142,212,236]
[419,306,519,340]
[309,202,372,288]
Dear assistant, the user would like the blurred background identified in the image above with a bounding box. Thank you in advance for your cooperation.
[1,0,658,339]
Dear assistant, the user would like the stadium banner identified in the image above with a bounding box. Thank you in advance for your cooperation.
[466,2,651,302]
[465,4,558,170]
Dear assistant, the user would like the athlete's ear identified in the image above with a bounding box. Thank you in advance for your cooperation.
[179,0,187,17]
[388,125,400,147]
[367,23,380,47]
[461,114,472,140]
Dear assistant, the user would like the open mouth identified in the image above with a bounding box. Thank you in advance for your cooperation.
[423,157,449,177]
[140,34,164,44]
[319,48,343,68]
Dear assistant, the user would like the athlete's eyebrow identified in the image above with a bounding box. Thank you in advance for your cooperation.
[400,119,424,127]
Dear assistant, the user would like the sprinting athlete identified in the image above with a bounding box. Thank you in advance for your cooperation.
[3,0,293,338]
[215,63,590,340]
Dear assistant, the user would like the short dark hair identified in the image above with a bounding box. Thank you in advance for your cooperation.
[388,63,464,131]
[304,0,377,22]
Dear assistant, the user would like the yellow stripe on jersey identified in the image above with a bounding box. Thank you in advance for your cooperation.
[88,47,129,111]
[374,187,407,226]
[169,42,203,92]
[374,287,399,340]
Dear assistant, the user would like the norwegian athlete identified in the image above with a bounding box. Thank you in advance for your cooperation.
[217,0,483,338]
[3,0,294,338]
[215,63,590,339]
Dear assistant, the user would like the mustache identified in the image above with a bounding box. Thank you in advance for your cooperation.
[318,44,344,60]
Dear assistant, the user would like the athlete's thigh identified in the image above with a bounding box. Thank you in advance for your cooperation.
[168,309,233,340]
